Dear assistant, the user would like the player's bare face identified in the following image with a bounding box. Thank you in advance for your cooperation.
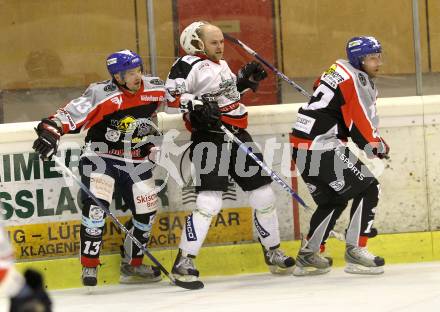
[115,67,142,93]
[201,26,224,62]
[361,53,382,78]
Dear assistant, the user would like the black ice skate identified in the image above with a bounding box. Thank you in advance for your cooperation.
[82,266,98,287]
[293,246,332,276]
[262,245,295,275]
[344,244,385,275]
[171,249,200,282]
[120,262,162,284]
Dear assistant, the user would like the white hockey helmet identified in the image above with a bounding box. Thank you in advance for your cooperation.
[180,21,207,55]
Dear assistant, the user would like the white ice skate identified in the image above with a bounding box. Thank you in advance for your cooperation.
[344,244,384,275]
[293,247,332,276]
[172,250,200,282]
[120,263,162,284]
[82,266,98,287]
[263,247,295,275]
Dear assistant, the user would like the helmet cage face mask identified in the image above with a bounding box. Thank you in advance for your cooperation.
[180,21,206,55]
[346,36,382,69]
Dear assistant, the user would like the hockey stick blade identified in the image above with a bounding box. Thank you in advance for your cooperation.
[174,279,204,290]
[52,156,203,290]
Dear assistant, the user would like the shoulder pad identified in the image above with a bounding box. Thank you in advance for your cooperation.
[320,63,350,89]
[168,56,203,80]
[142,76,165,89]
[86,79,120,101]
[181,55,202,65]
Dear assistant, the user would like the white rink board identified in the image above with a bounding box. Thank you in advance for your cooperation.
[0,95,439,239]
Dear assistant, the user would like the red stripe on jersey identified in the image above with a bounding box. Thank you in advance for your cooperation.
[221,114,248,129]
[219,102,240,113]
[338,66,381,144]
[85,90,164,130]
[289,135,313,149]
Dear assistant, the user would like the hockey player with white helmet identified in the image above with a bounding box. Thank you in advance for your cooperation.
[32,50,165,287]
[165,21,295,283]
[291,36,389,276]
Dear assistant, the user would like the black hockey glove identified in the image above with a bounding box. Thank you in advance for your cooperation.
[370,138,390,160]
[237,61,268,92]
[33,118,62,160]
[10,269,52,312]
[190,95,222,129]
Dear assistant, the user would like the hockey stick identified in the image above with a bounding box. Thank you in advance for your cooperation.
[51,155,204,290]
[220,125,310,210]
[223,33,312,99]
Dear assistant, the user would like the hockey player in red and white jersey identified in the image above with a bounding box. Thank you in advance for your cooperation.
[32,50,165,286]
[1,220,52,311]
[291,36,389,276]
[165,21,295,283]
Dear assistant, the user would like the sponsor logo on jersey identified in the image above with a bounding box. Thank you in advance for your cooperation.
[294,113,316,134]
[329,180,345,192]
[254,211,270,238]
[58,108,77,131]
[335,149,365,181]
[137,121,153,136]
[105,128,121,142]
[218,75,240,102]
[140,94,165,102]
[358,73,367,86]
[198,62,210,70]
[324,64,338,75]
[218,102,239,113]
[117,116,137,133]
[89,206,104,221]
[104,84,117,92]
[185,214,197,241]
[167,81,186,97]
[110,96,123,105]
[149,78,164,86]
[85,227,102,236]
[322,65,346,88]
[306,183,317,194]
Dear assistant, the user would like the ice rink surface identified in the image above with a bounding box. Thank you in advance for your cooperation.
[2,262,440,312]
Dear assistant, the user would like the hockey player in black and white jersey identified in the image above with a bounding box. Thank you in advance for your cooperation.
[165,21,294,282]
[290,36,389,276]
[32,50,165,287]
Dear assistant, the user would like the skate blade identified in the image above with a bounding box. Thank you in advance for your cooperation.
[171,273,201,283]
[119,275,162,284]
[293,265,331,276]
[85,286,95,294]
[268,265,294,275]
[344,263,384,275]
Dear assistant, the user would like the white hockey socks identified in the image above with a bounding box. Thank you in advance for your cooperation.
[179,191,222,256]
[249,185,280,249]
